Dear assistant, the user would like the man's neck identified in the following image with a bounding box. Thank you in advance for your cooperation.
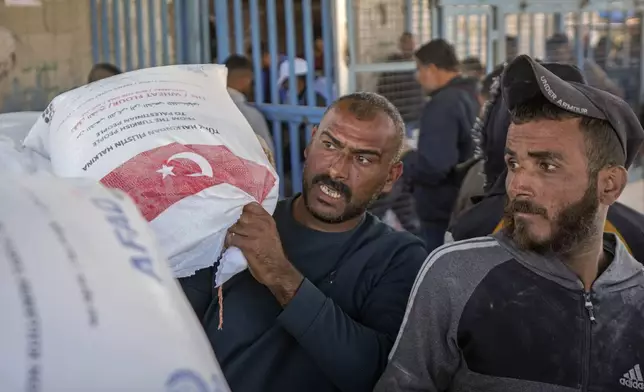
[434,72,460,91]
[560,232,608,291]
[292,195,363,233]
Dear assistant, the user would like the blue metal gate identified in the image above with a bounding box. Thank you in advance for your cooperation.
[213,0,338,196]
[90,0,211,68]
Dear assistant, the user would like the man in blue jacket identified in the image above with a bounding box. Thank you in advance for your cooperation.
[180,92,427,392]
[404,39,479,251]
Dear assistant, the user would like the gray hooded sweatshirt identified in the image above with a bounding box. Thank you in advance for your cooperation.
[375,233,644,392]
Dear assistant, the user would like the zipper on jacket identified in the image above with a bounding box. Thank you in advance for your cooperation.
[584,292,596,323]
[581,291,596,392]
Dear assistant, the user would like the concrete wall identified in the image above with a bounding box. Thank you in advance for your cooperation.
[0,0,93,113]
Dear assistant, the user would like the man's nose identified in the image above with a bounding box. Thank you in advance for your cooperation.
[328,154,351,180]
[506,169,536,199]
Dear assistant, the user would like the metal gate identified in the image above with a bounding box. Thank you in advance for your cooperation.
[437,0,644,108]
[213,0,338,196]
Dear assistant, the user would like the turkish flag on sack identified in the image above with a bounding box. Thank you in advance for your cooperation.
[101,142,276,221]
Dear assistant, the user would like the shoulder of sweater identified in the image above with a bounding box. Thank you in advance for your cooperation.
[362,212,426,251]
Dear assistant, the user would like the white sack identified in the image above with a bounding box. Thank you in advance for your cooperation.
[0,136,52,174]
[23,64,279,285]
[0,173,230,392]
[0,111,41,148]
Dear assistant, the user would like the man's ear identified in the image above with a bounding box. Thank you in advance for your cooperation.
[598,165,628,205]
[381,161,403,194]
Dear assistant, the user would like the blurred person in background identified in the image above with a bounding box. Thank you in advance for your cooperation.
[505,35,519,62]
[314,30,325,73]
[460,57,486,80]
[368,139,420,236]
[448,64,505,228]
[376,32,426,125]
[246,41,285,104]
[278,57,326,107]
[257,41,277,103]
[404,38,479,251]
[546,33,624,97]
[87,63,122,84]
[224,55,274,153]
[591,36,614,70]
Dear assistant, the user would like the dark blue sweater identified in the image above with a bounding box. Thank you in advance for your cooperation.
[179,196,427,392]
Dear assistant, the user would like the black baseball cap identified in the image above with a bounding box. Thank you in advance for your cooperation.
[502,54,644,169]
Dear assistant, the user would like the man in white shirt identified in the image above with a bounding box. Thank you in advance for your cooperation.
[224,55,274,153]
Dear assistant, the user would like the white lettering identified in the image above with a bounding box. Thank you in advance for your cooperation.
[540,76,557,100]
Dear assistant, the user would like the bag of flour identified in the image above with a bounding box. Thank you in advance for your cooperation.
[0,136,52,174]
[0,111,41,148]
[23,64,279,285]
[0,173,230,392]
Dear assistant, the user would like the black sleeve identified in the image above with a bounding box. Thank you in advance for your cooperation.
[276,242,428,392]
[450,195,506,241]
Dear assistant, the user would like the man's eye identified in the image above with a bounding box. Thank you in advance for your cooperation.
[356,155,371,165]
[506,160,519,170]
[322,141,335,150]
[540,162,557,172]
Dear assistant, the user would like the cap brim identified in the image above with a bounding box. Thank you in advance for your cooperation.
[502,55,605,120]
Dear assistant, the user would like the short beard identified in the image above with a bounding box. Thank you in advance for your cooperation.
[502,178,601,256]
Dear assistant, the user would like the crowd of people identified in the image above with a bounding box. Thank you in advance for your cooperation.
[193,38,644,391]
[4,29,644,392]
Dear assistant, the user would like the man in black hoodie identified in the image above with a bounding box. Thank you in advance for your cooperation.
[404,39,479,251]
[376,54,644,392]
[449,62,644,263]
[180,92,427,392]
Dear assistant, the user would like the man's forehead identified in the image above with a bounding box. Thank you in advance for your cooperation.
[507,118,586,151]
[320,106,397,147]
[322,104,391,126]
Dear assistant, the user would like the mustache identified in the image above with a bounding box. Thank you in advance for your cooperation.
[506,199,548,218]
[312,174,352,200]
